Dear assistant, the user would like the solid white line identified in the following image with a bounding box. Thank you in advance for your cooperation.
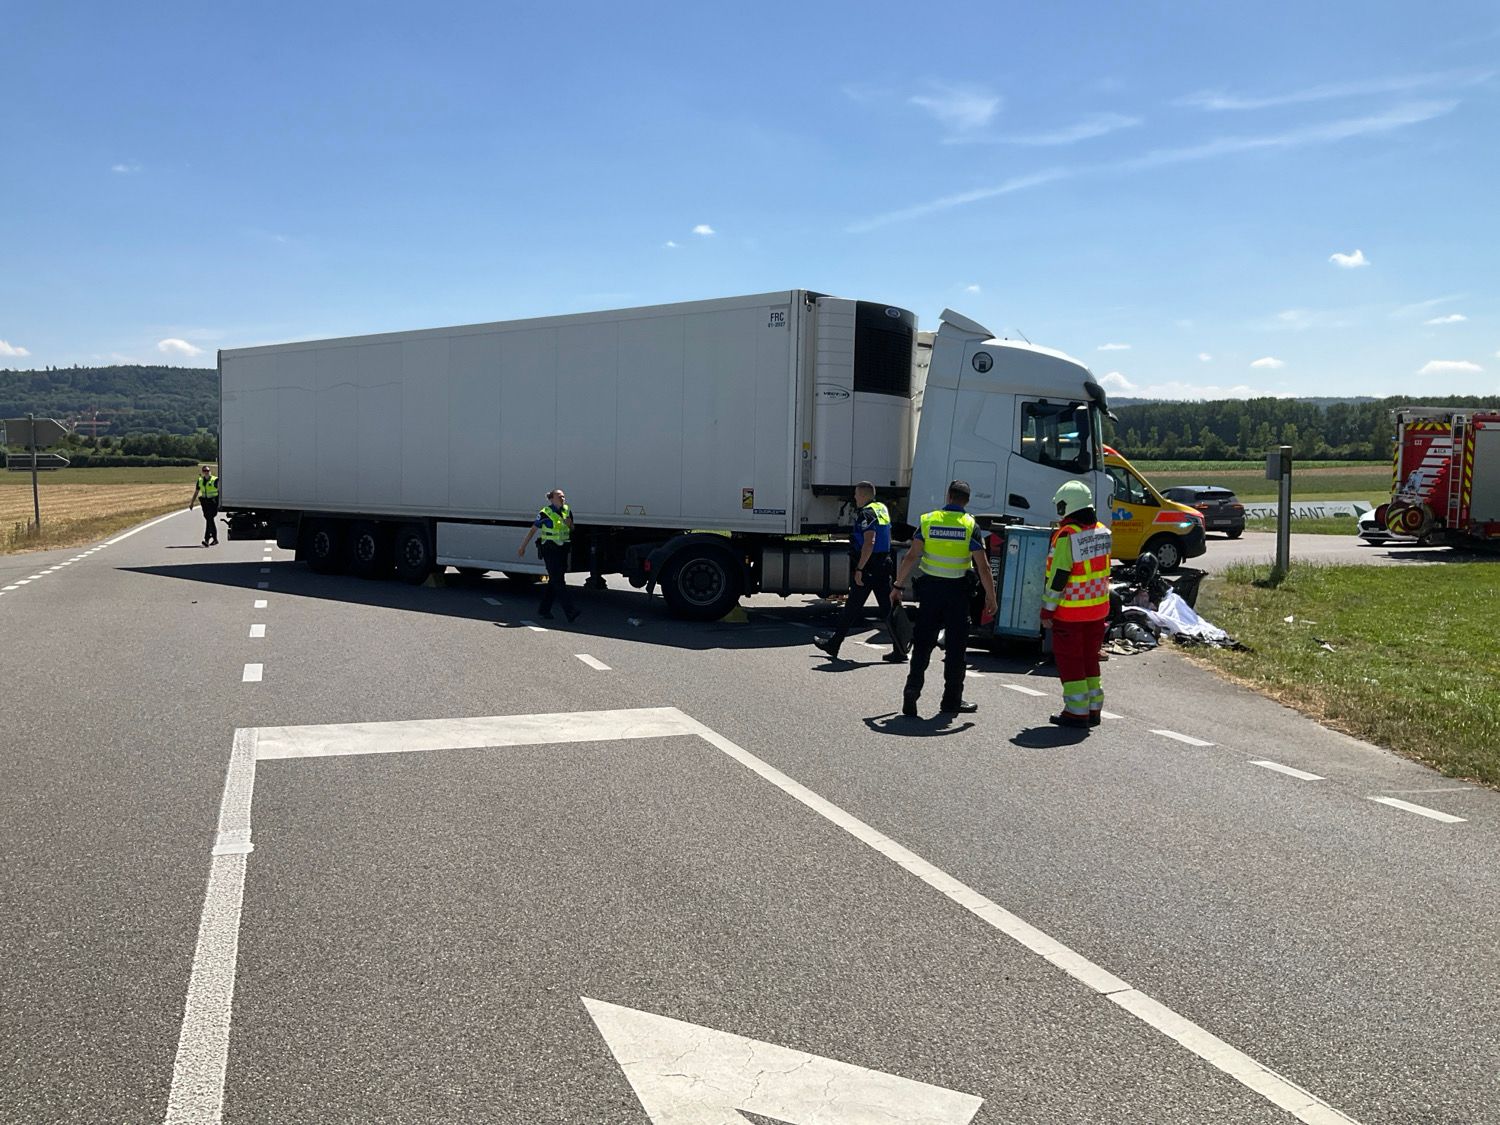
[1251,760,1325,782]
[164,729,256,1124]
[575,653,611,671]
[254,707,699,761]
[1100,710,1124,720]
[678,714,1361,1125]
[1368,797,1467,824]
[253,599,267,609]
[482,597,502,606]
[248,624,266,639]
[241,664,263,683]
[256,582,268,589]
[1151,729,1215,747]
[1004,684,1047,697]
[104,507,186,546]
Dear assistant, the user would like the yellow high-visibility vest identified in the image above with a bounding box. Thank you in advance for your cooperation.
[917,509,976,578]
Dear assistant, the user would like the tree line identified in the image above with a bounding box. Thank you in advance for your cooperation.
[0,365,219,436]
[1102,395,1500,461]
[0,430,218,467]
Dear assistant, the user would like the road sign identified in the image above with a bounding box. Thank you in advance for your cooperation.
[3,417,68,449]
[585,997,984,1124]
[6,453,69,471]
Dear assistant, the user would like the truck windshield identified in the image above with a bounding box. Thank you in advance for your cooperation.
[1020,400,1094,473]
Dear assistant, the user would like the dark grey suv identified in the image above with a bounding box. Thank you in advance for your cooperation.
[1162,485,1245,539]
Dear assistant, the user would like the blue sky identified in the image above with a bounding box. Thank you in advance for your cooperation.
[2,0,1497,399]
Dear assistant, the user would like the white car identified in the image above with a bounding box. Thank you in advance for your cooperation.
[1357,511,1420,546]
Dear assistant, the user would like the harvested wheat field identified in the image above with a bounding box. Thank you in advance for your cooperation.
[1,483,186,553]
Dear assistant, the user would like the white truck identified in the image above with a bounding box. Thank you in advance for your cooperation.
[219,290,1111,618]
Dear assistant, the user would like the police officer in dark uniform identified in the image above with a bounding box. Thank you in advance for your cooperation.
[814,482,908,663]
[517,488,581,623]
[892,480,997,717]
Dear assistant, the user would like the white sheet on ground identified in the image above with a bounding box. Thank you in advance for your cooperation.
[1142,590,1229,643]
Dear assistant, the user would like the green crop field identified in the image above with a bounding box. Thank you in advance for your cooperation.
[1136,461,1389,502]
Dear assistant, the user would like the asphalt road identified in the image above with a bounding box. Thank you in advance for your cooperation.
[2,511,1497,1125]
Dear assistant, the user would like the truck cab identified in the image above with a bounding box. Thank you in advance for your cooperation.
[1103,446,1206,570]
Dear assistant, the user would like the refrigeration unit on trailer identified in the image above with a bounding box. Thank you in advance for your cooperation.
[219,291,1112,617]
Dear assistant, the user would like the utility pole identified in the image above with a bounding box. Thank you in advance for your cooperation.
[1266,444,1292,579]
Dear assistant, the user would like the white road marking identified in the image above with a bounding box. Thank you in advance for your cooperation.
[256,582,268,590]
[259,567,270,574]
[521,619,545,632]
[253,599,267,609]
[248,624,266,639]
[482,596,502,606]
[585,997,982,1124]
[1151,729,1215,747]
[1101,710,1124,720]
[2,585,17,591]
[1251,760,1325,782]
[169,707,1363,1125]
[241,664,263,683]
[263,539,275,545]
[25,574,42,580]
[1368,797,1467,824]
[574,654,611,671]
[104,507,187,545]
[15,579,31,585]
[1004,683,1047,697]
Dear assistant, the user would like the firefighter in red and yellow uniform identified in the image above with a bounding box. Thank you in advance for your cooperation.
[1039,480,1112,729]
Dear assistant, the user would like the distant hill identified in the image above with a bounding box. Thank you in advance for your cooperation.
[0,365,218,436]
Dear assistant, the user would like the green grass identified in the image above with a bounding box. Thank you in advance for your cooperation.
[1142,463,1389,502]
[23,466,204,485]
[1134,459,1383,472]
[1193,561,1500,786]
[1244,515,1363,536]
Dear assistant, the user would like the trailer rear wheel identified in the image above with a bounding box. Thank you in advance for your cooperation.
[348,521,388,579]
[306,520,344,574]
[393,524,433,584]
[661,547,742,620]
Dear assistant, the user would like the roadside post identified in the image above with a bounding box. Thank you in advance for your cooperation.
[1266,445,1292,578]
[3,415,70,532]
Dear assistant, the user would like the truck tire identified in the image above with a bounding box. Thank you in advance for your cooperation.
[393,524,433,584]
[661,546,742,620]
[347,521,388,579]
[1142,535,1184,572]
[306,520,344,574]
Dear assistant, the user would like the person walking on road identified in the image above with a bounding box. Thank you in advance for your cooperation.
[1040,480,1112,729]
[892,480,997,718]
[188,465,219,546]
[517,488,581,623]
[814,482,908,664]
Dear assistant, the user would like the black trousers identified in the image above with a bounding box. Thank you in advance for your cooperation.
[538,542,575,615]
[200,498,219,542]
[829,555,906,655]
[903,575,971,707]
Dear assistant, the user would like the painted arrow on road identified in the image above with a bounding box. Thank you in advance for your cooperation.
[583,997,983,1125]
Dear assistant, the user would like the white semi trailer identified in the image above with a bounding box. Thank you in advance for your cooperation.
[219,290,1111,618]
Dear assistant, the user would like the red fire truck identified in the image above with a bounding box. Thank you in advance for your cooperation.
[1375,407,1500,548]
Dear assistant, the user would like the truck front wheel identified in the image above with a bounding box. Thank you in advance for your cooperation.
[393,524,433,584]
[661,547,742,620]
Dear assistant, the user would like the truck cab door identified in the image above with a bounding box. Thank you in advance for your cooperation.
[1005,399,1096,520]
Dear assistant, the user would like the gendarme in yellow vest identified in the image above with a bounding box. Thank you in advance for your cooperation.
[198,475,219,499]
[917,508,977,578]
[537,504,571,546]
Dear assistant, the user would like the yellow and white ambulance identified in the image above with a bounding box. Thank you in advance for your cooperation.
[1102,446,1206,570]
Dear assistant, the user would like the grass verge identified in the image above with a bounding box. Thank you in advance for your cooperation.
[1192,561,1500,786]
[2,496,184,554]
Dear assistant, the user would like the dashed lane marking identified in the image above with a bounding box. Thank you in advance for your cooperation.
[248,625,266,639]
[1368,797,1466,824]
[521,619,546,632]
[574,654,611,671]
[1100,710,1124,720]
[256,582,269,590]
[483,597,502,606]
[1151,730,1215,747]
[241,664,263,683]
[253,600,267,609]
[1250,760,1325,782]
[1004,684,1047,697]
[167,707,1362,1125]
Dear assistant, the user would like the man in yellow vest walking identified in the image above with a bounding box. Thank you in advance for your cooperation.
[1040,480,1112,729]
[813,481,909,663]
[518,488,581,623]
[892,480,997,718]
[188,464,219,547]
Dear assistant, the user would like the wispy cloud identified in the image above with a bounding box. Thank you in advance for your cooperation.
[1251,356,1286,369]
[663,240,679,249]
[1330,249,1370,268]
[1097,342,1131,351]
[0,339,31,357]
[909,84,1001,132]
[1176,69,1492,111]
[157,338,204,358]
[1424,313,1467,325]
[1198,353,1213,362]
[848,101,1455,232]
[1395,294,1465,317]
[964,284,981,294]
[952,113,1142,147]
[110,161,141,174]
[1271,308,1354,331]
[1419,359,1481,375]
[692,224,715,236]
[1099,371,1267,400]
